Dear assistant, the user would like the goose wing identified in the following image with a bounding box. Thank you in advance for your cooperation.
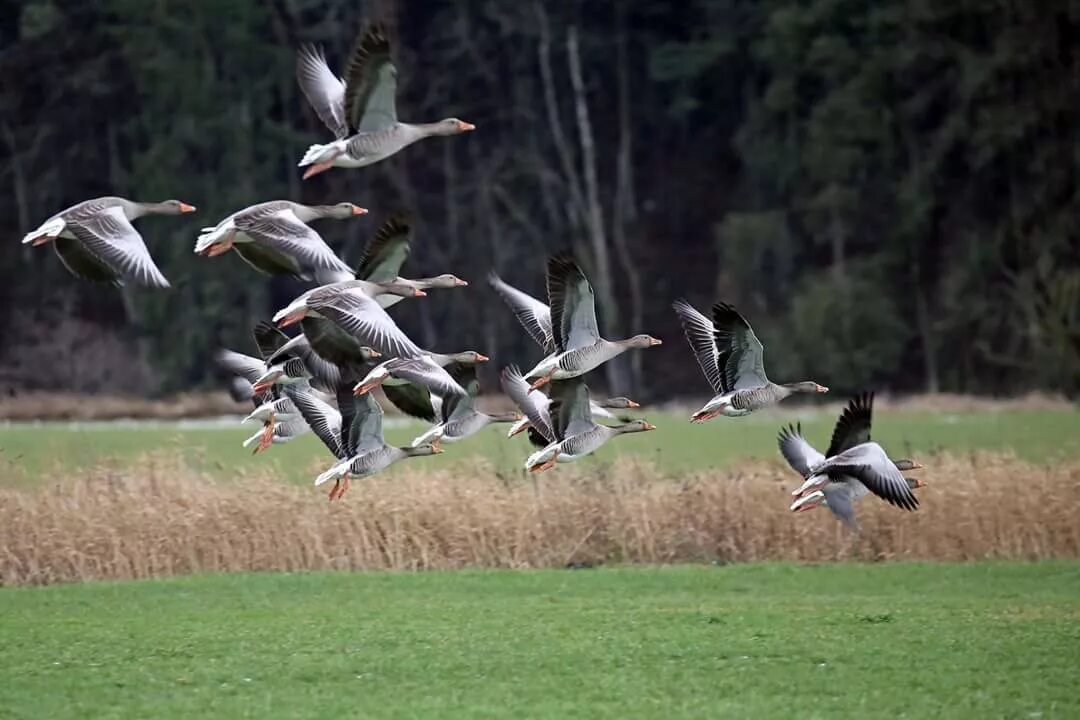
[488,273,555,352]
[286,386,345,458]
[500,365,554,442]
[233,210,353,277]
[827,392,874,457]
[382,382,438,422]
[343,23,397,134]
[777,423,826,478]
[440,364,479,423]
[672,299,725,394]
[345,391,385,456]
[386,358,467,399]
[712,302,769,391]
[253,320,290,362]
[307,290,423,359]
[66,206,170,288]
[215,349,266,385]
[821,483,859,529]
[547,253,600,352]
[548,376,594,441]
[356,212,411,283]
[296,44,348,139]
[814,443,919,512]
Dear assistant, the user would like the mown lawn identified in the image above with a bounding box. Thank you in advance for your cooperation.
[0,563,1077,719]
[1,407,1078,485]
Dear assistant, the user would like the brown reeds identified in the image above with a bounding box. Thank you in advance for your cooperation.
[2,451,1078,586]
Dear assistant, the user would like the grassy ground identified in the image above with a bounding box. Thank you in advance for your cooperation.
[1,563,1077,719]
[2,407,1078,484]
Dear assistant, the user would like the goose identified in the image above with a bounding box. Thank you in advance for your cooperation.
[357,213,468,308]
[275,285,485,398]
[296,24,474,179]
[411,365,520,446]
[23,196,195,288]
[500,365,640,438]
[524,254,661,390]
[194,200,365,283]
[352,355,479,399]
[295,387,442,500]
[272,278,425,328]
[488,271,555,353]
[672,299,828,421]
[780,393,923,517]
[524,377,655,473]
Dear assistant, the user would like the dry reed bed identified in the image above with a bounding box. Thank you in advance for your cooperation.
[2,452,1078,586]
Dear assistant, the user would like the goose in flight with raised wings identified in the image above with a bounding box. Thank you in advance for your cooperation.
[523,254,661,391]
[296,23,474,179]
[672,299,827,421]
[23,196,195,288]
[780,393,924,524]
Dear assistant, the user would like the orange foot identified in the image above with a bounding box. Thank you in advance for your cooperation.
[528,371,556,392]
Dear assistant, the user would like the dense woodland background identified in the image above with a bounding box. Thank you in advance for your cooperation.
[1,0,1077,401]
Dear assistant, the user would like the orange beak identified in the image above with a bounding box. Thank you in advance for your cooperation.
[643,422,657,431]
[649,338,663,347]
[351,205,368,216]
[625,399,640,408]
[413,289,427,298]
[508,423,530,437]
[475,354,490,363]
[817,385,830,393]
[179,203,196,213]
[454,278,469,287]
[457,121,476,132]
[277,310,306,328]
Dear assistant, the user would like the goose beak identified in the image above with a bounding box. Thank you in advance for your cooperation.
[179,203,196,213]
[911,462,924,470]
[643,422,657,431]
[649,338,663,346]
[363,348,382,359]
[454,278,469,287]
[30,235,53,246]
[431,438,444,454]
[276,310,306,328]
[475,354,490,363]
[625,399,640,408]
[457,121,476,132]
[351,205,368,216]
[412,289,427,298]
[816,384,829,393]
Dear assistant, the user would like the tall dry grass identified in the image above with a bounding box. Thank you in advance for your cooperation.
[2,451,1078,586]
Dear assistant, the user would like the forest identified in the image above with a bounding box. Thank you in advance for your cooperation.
[1,0,1077,400]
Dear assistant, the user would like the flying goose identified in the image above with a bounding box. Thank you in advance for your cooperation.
[295,387,442,500]
[411,365,520,446]
[195,200,366,283]
[524,254,661,390]
[500,365,640,439]
[272,278,424,328]
[672,299,827,421]
[780,393,924,519]
[296,24,474,179]
[357,213,468,308]
[23,196,195,288]
[524,377,655,473]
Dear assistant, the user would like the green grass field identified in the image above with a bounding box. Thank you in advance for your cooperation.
[1,563,1077,719]
[1,407,1078,484]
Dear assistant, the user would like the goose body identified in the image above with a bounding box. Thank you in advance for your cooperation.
[23,196,195,288]
[195,200,365,283]
[295,25,474,179]
[672,299,827,421]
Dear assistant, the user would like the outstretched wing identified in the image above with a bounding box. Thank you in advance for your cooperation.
[296,44,348,139]
[777,423,826,478]
[547,253,599,352]
[712,302,769,390]
[815,443,919,512]
[672,299,725,394]
[234,210,353,277]
[253,320,290,362]
[826,392,874,458]
[342,23,398,134]
[67,206,170,289]
[548,376,593,441]
[489,272,554,352]
[356,212,411,282]
[500,365,554,442]
[286,386,345,458]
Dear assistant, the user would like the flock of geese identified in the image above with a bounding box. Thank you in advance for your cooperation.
[19,22,925,526]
